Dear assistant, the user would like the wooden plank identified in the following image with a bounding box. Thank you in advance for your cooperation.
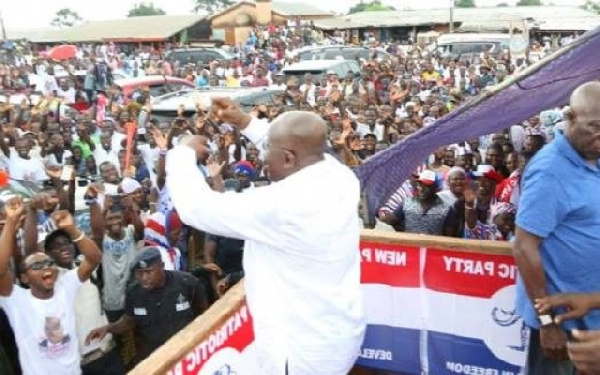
[129,282,246,375]
[360,230,512,255]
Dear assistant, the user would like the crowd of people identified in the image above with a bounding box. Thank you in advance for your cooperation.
[0,20,597,375]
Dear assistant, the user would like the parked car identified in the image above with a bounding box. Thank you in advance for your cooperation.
[166,47,236,66]
[282,60,361,85]
[431,33,511,61]
[114,75,195,104]
[149,87,285,123]
[293,45,390,62]
[54,66,128,86]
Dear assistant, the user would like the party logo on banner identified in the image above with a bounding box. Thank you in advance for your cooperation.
[168,303,255,375]
[424,249,528,375]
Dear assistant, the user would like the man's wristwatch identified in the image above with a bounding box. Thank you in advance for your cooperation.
[538,314,554,326]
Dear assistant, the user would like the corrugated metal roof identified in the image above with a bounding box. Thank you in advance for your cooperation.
[209,1,330,20]
[7,15,206,43]
[271,2,331,16]
[6,28,66,43]
[314,6,600,31]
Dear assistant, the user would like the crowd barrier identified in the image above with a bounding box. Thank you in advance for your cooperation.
[131,230,527,375]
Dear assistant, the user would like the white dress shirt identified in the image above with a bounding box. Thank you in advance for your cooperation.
[167,118,365,375]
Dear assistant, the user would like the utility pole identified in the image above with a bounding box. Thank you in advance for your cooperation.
[0,8,6,41]
[449,0,455,33]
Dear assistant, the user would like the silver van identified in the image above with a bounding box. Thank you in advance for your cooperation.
[433,33,511,60]
[282,60,361,84]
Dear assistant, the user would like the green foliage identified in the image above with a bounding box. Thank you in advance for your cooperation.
[516,0,542,6]
[456,0,477,8]
[50,8,82,29]
[128,2,167,17]
[192,0,234,14]
[582,0,600,14]
[349,0,396,14]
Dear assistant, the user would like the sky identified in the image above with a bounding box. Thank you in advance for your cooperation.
[1,0,587,30]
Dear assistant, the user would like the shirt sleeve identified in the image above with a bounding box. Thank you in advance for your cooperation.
[166,146,283,246]
[241,117,270,153]
[516,165,569,238]
[57,268,83,303]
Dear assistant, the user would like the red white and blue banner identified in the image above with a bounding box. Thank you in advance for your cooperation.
[170,240,528,374]
[357,241,529,374]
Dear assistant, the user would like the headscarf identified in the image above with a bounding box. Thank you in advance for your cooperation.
[144,211,182,270]
[490,202,517,220]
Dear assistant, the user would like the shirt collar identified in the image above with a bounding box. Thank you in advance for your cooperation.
[554,130,600,171]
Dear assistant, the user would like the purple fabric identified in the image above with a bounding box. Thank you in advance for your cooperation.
[357,27,600,216]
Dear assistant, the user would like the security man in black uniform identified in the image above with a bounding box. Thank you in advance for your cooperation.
[85,247,209,363]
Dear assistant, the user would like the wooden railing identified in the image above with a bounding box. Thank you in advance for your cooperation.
[130,230,512,374]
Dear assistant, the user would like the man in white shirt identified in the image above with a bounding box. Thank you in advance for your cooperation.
[167,99,365,375]
[269,73,286,90]
[9,138,48,182]
[0,201,102,375]
[299,73,316,107]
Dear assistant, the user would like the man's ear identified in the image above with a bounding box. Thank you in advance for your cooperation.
[564,108,575,122]
[283,150,296,169]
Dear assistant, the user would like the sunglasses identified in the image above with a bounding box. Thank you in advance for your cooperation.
[25,259,56,271]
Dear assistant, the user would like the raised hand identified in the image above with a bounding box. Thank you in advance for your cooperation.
[464,187,476,206]
[207,155,226,179]
[45,166,62,180]
[50,210,75,230]
[149,126,168,150]
[211,97,252,128]
[4,197,24,223]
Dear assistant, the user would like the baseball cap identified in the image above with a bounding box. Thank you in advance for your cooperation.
[472,165,504,183]
[132,247,162,270]
[418,170,437,186]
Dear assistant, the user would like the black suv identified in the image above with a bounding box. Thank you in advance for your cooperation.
[166,47,235,66]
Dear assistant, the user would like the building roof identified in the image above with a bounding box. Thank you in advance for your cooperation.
[7,14,206,43]
[271,2,332,16]
[208,1,331,20]
[314,6,600,31]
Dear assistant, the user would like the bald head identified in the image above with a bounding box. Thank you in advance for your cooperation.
[565,82,600,161]
[269,111,327,159]
[266,111,328,181]
[570,82,600,117]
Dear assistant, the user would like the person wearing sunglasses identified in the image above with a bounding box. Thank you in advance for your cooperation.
[0,197,102,375]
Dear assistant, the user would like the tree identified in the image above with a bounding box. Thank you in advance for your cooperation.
[128,2,166,17]
[456,0,476,7]
[516,0,542,5]
[192,0,234,14]
[50,8,83,29]
[349,0,395,14]
[582,0,600,14]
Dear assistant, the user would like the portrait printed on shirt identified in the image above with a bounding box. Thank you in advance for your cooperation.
[38,316,71,358]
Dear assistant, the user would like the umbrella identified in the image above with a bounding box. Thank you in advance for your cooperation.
[46,44,77,60]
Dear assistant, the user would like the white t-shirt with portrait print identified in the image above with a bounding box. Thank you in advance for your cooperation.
[0,268,83,375]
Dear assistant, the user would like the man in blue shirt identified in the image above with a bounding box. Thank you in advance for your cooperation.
[513,81,600,375]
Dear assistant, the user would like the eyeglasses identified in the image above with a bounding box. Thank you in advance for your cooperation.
[25,259,56,271]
